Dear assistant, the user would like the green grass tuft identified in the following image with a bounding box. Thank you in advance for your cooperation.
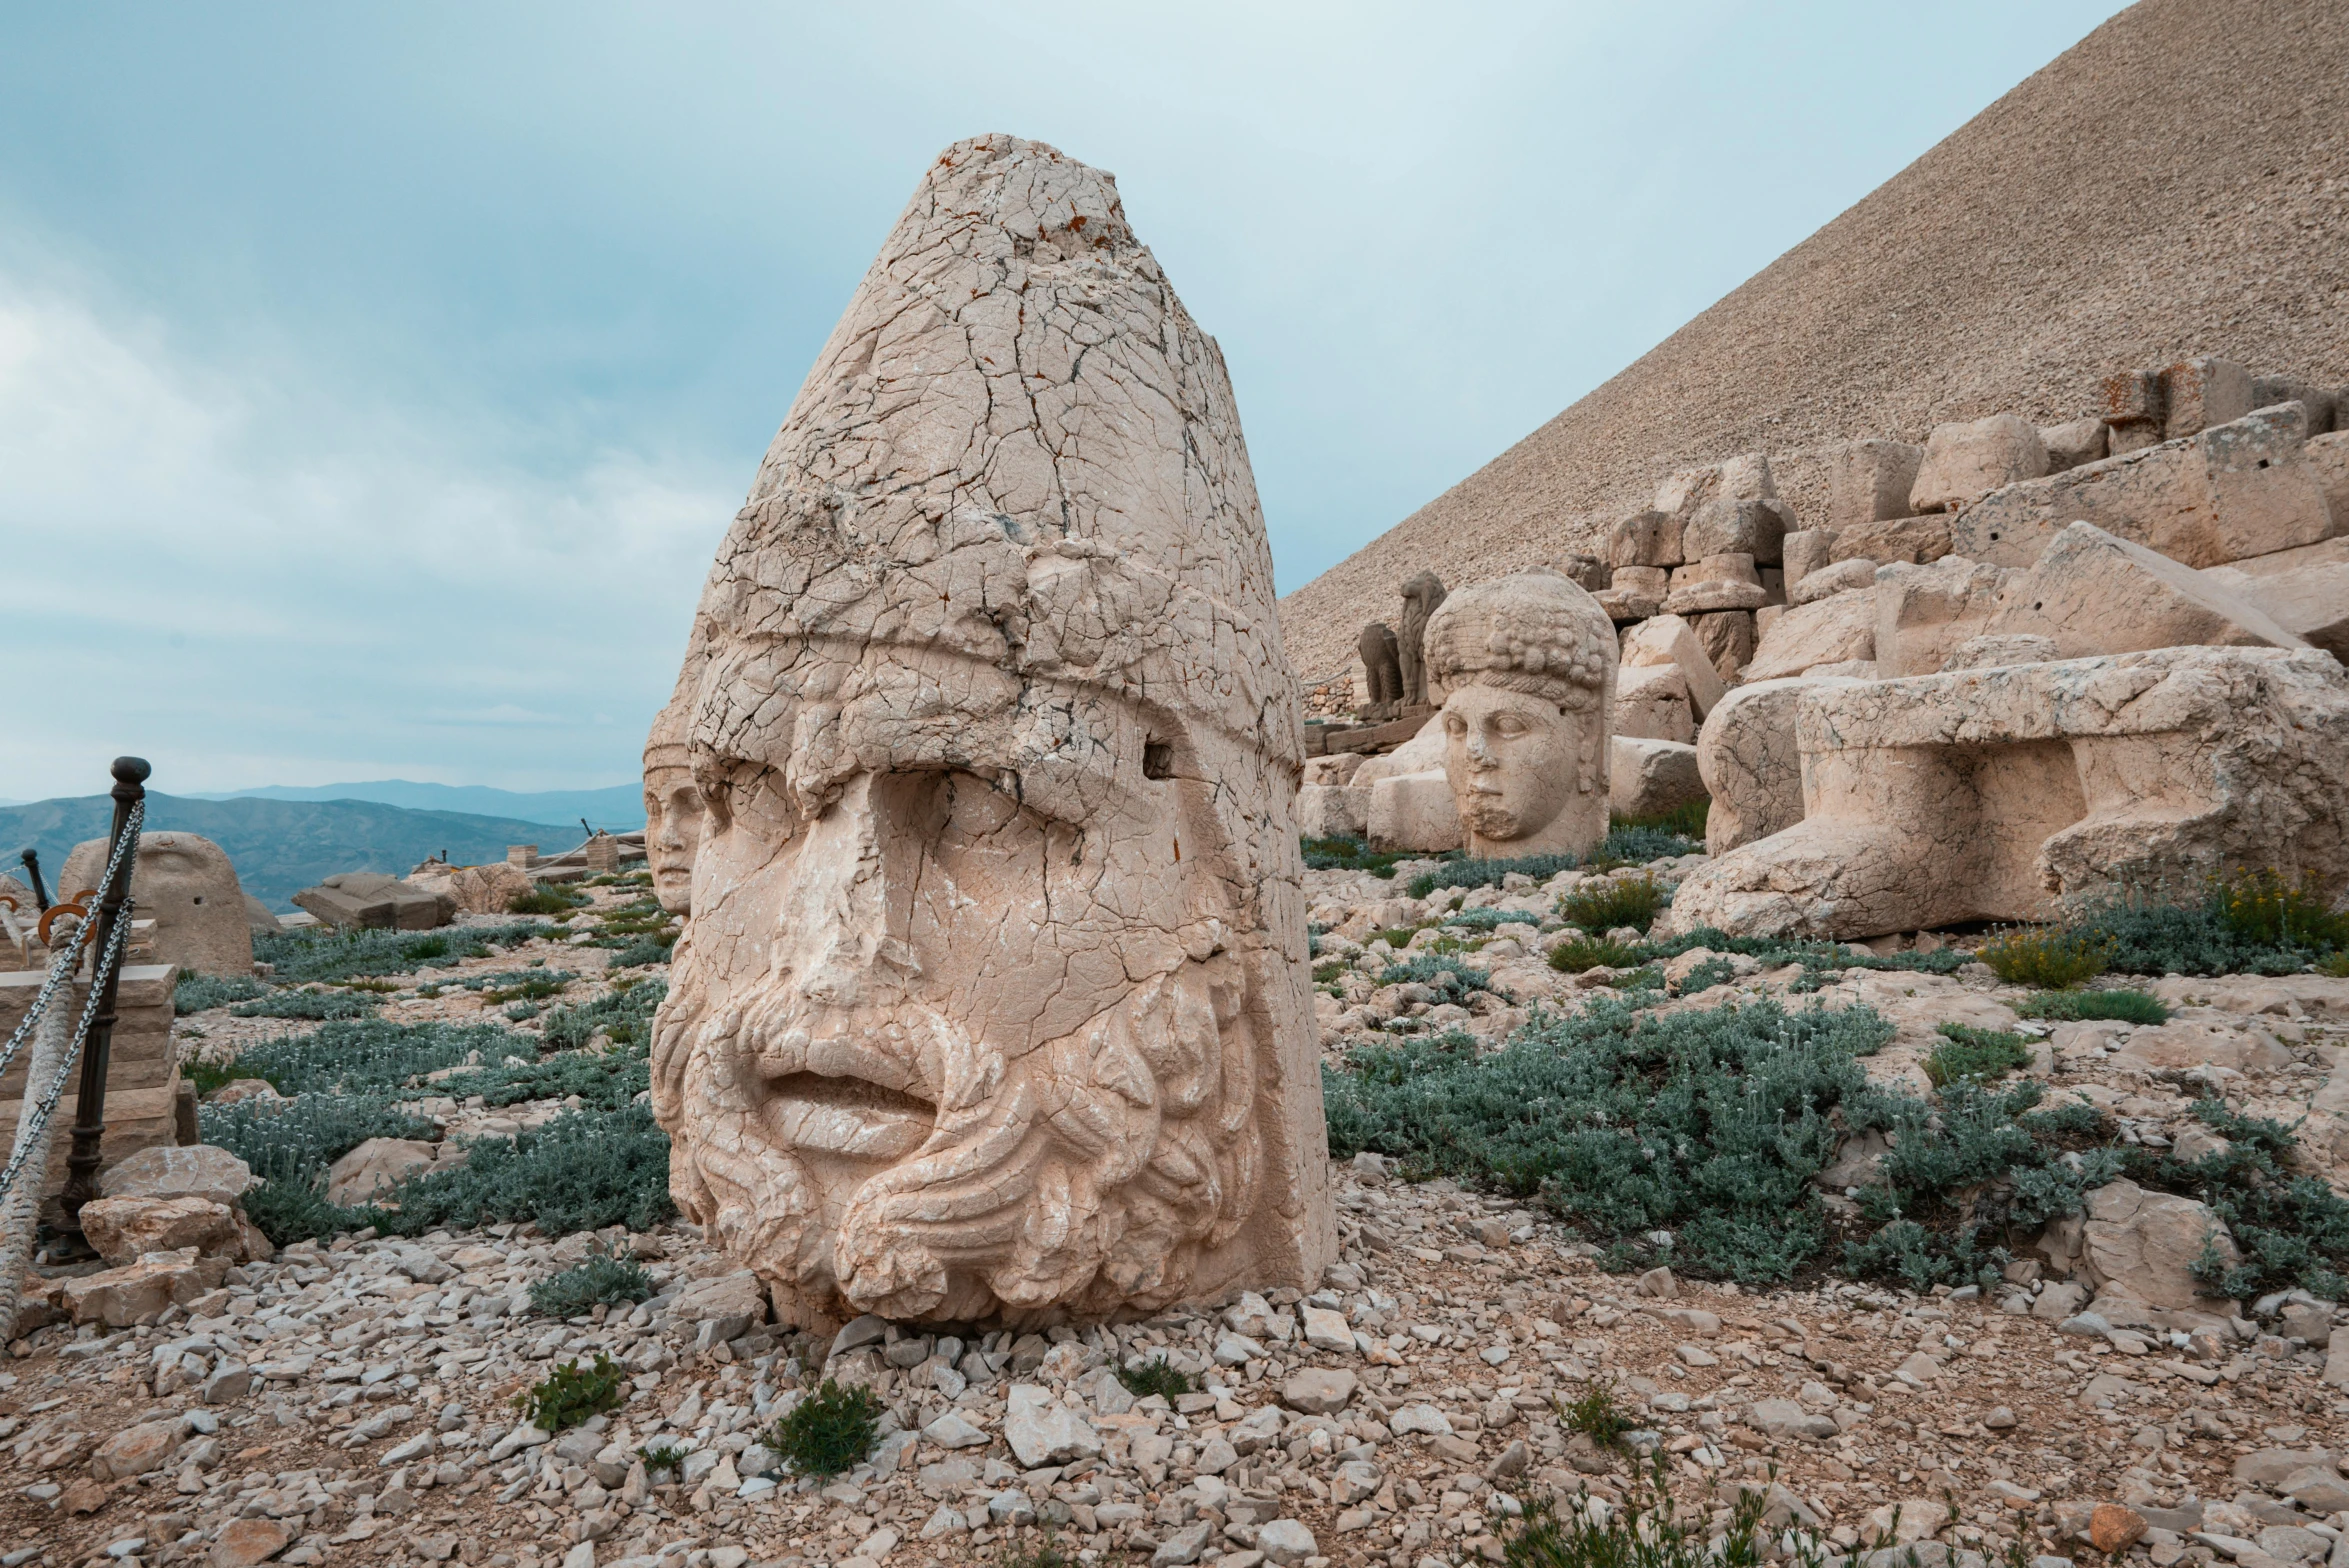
[1115,1357,1192,1401]
[1555,1377,1635,1447]
[516,1353,626,1433]
[1557,874,1667,936]
[255,921,552,985]
[1300,835,1416,879]
[1547,937,1641,973]
[531,1244,653,1317]
[1925,1023,2033,1087]
[509,883,590,915]
[767,1379,883,1476]
[2018,988,2168,1025]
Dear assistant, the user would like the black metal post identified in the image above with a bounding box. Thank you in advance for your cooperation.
[17,848,49,914]
[58,757,149,1229]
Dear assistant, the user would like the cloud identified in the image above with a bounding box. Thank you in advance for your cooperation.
[0,269,732,800]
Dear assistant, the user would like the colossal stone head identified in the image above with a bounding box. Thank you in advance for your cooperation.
[1424,569,1617,858]
[652,134,1333,1327]
[59,831,254,977]
[643,644,708,918]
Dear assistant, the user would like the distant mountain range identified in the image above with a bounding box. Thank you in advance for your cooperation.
[184,780,645,831]
[0,793,585,911]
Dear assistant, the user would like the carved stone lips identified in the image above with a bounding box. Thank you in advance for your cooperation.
[753,1030,937,1162]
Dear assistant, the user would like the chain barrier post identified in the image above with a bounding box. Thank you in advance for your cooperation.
[58,757,149,1231]
[16,849,49,914]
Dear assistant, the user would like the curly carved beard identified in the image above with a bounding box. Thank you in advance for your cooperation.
[651,932,1263,1324]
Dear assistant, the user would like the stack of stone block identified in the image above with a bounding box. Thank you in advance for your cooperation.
[0,959,191,1198]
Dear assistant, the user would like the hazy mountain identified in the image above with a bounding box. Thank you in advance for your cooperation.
[0,793,577,911]
[185,780,645,831]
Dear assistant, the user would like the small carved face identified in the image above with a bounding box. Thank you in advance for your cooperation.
[1441,685,1578,843]
[642,763,703,916]
[653,640,1264,1324]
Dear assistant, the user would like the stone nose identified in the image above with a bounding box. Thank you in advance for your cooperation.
[765,772,919,1009]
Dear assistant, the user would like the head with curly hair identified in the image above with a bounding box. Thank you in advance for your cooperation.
[1422,569,1618,857]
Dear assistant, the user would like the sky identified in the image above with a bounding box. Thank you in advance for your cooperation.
[0,0,2130,801]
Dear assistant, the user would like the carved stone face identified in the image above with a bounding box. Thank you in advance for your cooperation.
[655,640,1275,1325]
[1421,569,1617,860]
[59,830,253,977]
[1441,685,1582,848]
[642,758,702,917]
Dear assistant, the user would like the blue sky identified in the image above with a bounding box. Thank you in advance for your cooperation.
[0,0,2126,799]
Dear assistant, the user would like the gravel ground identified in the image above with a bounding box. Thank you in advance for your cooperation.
[1278,0,2349,683]
[10,859,2349,1568]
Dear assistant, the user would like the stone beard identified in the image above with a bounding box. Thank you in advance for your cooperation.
[652,639,1289,1326]
[1424,571,1616,859]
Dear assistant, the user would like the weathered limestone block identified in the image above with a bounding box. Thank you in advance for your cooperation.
[443,861,535,917]
[1619,613,1724,717]
[2306,433,2349,539]
[1609,737,1706,821]
[101,1144,254,1208]
[1657,648,2349,940]
[0,964,182,1195]
[1608,510,1684,569]
[1397,571,1448,707]
[2161,357,2253,440]
[1782,528,1836,588]
[1366,773,1461,854]
[1668,553,1758,588]
[2253,375,2337,435]
[1874,556,2016,677]
[1986,523,2308,660]
[2203,537,2349,662]
[1744,590,1876,682]
[2102,367,2167,454]
[649,135,1333,1326]
[1689,609,1757,678]
[327,1138,440,1206]
[2079,1179,2239,1313]
[1614,662,1695,744]
[1787,557,1875,607]
[1829,515,1952,566]
[1559,553,1609,592]
[1910,414,2049,513]
[1595,564,1665,621]
[1302,753,1365,787]
[1351,719,1444,789]
[1948,404,2337,570]
[1422,570,1615,859]
[58,832,252,978]
[1695,677,1865,855]
[1295,785,1369,841]
[1664,579,1768,617]
[2041,417,2110,473]
[1659,453,1791,564]
[1827,440,1924,531]
[1942,633,2060,671]
[78,1196,240,1266]
[292,872,453,932]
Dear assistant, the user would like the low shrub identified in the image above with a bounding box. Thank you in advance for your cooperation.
[539,979,668,1050]
[767,1380,883,1476]
[1503,1455,1834,1568]
[223,1018,535,1096]
[1554,1378,1634,1447]
[183,1060,267,1098]
[199,1092,440,1184]
[636,1443,687,1474]
[2212,868,2349,950]
[1324,997,1891,1282]
[2018,988,2168,1025]
[2051,872,2345,977]
[1979,927,2110,988]
[1547,936,1642,973]
[531,1244,653,1317]
[1311,961,1347,986]
[376,1102,674,1238]
[509,883,590,916]
[1609,799,1708,842]
[517,1353,626,1433]
[420,1039,651,1112]
[256,921,553,984]
[174,972,270,1015]
[1557,874,1666,935]
[606,930,677,969]
[1300,835,1416,879]
[1925,1023,2032,1087]
[229,987,380,1021]
[1441,908,1524,931]
[1409,853,1580,901]
[2325,953,2349,979]
[1116,1358,1192,1401]
[1374,953,1506,1002]
[238,1175,389,1247]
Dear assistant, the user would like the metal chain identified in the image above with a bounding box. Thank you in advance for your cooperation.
[0,799,142,1083]
[0,799,145,1202]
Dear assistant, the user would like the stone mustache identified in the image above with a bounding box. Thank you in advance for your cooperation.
[648,135,1335,1328]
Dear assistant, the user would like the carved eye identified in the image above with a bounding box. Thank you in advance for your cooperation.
[700,761,790,839]
[1444,714,1466,736]
[1495,714,1530,738]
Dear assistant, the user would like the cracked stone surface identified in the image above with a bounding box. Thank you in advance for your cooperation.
[648,134,1333,1329]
